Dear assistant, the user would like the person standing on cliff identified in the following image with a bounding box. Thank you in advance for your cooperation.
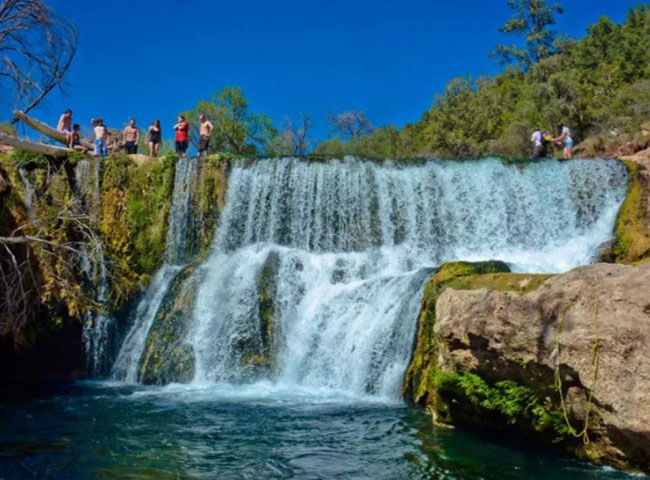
[147,119,162,157]
[93,118,110,157]
[123,118,140,155]
[198,115,214,157]
[57,109,73,145]
[531,128,546,158]
[174,115,189,157]
[553,122,574,160]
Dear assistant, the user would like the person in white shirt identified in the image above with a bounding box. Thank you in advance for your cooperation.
[553,122,574,159]
[531,129,546,158]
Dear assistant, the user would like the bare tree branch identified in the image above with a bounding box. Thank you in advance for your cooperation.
[0,0,77,122]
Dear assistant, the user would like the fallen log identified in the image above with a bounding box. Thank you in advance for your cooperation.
[0,133,73,158]
[12,110,94,150]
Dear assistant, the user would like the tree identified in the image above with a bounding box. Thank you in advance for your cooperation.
[327,110,374,141]
[491,0,563,68]
[0,0,78,121]
[183,86,277,155]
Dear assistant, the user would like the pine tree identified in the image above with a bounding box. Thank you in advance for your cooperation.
[491,0,564,68]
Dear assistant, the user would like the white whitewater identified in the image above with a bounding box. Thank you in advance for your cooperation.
[111,158,199,381]
[184,157,627,400]
[18,168,35,215]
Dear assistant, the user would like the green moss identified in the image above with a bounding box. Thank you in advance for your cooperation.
[195,156,230,257]
[433,371,569,442]
[138,265,196,385]
[254,250,280,367]
[7,148,50,168]
[605,160,650,264]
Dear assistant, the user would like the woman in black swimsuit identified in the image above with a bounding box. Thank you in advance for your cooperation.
[147,119,162,157]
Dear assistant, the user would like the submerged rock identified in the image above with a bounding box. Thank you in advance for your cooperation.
[138,265,198,385]
[406,260,650,474]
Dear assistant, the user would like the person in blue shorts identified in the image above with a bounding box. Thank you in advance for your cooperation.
[553,122,574,160]
[93,118,109,157]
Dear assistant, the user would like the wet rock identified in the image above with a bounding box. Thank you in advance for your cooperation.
[138,265,198,385]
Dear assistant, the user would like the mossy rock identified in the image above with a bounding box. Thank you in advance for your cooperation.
[402,260,553,406]
[237,250,281,377]
[602,160,650,265]
[138,265,197,385]
[433,371,570,443]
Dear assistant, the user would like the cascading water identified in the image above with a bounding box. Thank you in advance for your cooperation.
[111,158,199,382]
[184,157,626,399]
[112,157,628,400]
[75,159,116,376]
[18,168,35,215]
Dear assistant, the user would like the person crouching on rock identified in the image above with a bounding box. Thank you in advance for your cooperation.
[93,118,109,157]
[174,115,189,157]
[68,124,88,153]
[198,114,214,157]
[123,118,139,155]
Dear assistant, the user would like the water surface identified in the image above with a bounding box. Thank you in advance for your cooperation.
[0,382,637,479]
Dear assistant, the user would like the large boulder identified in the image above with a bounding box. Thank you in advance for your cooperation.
[410,261,650,473]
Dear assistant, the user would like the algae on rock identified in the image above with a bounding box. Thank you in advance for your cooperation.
[602,159,650,264]
[138,265,198,385]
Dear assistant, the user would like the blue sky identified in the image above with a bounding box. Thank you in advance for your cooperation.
[22,0,645,142]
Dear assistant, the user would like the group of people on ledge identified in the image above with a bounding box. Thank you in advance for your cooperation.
[56,110,214,158]
[531,123,574,160]
[58,108,574,161]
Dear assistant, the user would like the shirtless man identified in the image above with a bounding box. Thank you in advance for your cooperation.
[123,118,139,154]
[57,109,73,144]
[198,114,214,157]
[93,118,110,157]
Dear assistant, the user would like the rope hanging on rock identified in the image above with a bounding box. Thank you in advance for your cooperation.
[553,286,601,445]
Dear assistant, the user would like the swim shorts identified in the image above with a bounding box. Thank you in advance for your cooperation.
[94,139,107,157]
[198,135,210,153]
[125,141,137,154]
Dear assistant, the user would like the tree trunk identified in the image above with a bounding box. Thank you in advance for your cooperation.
[0,134,72,158]
[12,110,94,150]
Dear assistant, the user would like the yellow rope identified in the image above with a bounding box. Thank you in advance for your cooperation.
[553,286,601,445]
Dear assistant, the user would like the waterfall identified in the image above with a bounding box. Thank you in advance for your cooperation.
[73,159,115,376]
[113,157,628,398]
[18,168,35,215]
[111,158,199,381]
[165,157,199,264]
[80,244,113,375]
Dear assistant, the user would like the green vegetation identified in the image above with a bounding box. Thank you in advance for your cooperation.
[316,4,650,158]
[182,86,277,155]
[603,160,650,264]
[98,154,176,307]
[433,371,569,442]
[491,0,564,68]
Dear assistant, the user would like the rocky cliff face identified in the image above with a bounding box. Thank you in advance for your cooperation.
[406,260,650,474]
[0,151,231,380]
